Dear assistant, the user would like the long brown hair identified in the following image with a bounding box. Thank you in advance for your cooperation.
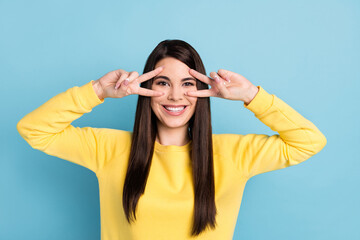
[122,39,217,236]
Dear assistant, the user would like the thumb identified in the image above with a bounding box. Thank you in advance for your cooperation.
[217,69,234,82]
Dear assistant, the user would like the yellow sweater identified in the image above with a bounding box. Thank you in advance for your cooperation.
[17,80,327,240]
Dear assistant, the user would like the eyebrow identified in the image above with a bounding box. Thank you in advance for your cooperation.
[153,75,196,82]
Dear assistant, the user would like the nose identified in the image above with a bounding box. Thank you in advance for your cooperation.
[167,85,184,101]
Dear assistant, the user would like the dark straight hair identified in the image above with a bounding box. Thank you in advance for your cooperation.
[122,39,217,236]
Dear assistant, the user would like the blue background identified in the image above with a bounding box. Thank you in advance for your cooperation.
[1,0,359,239]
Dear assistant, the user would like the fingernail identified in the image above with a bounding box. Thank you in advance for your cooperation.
[123,79,129,86]
[214,75,220,83]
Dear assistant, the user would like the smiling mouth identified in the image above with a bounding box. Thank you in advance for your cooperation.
[162,105,187,112]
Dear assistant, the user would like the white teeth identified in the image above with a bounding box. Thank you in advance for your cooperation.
[164,106,185,112]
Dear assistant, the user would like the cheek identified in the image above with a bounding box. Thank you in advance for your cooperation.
[150,98,158,112]
[186,96,197,106]
[192,99,197,107]
[151,95,165,111]
[152,85,169,96]
[187,99,197,116]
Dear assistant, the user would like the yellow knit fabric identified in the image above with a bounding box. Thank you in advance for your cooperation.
[17,80,327,240]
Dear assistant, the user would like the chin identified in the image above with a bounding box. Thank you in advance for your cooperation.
[160,120,189,129]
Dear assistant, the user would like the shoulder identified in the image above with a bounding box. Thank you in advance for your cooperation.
[212,133,244,144]
[212,133,262,151]
[99,128,132,138]
[88,128,132,145]
[212,133,244,151]
[91,127,131,137]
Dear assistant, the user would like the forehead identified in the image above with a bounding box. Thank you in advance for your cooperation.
[154,57,192,78]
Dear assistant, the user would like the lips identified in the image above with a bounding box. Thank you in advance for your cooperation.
[163,105,186,111]
[162,105,188,116]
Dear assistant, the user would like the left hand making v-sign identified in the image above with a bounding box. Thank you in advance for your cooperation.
[186,69,259,105]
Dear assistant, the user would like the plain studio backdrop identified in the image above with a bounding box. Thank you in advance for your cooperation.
[1,0,359,239]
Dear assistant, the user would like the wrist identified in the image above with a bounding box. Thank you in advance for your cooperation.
[92,80,105,100]
[243,85,259,105]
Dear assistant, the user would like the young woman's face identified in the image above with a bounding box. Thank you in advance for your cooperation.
[151,57,198,130]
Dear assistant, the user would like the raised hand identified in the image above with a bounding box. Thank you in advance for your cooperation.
[93,66,165,99]
[186,69,259,104]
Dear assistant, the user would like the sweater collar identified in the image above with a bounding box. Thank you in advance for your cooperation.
[154,140,192,152]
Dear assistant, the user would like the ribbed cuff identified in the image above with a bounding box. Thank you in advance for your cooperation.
[77,80,105,110]
[243,86,274,116]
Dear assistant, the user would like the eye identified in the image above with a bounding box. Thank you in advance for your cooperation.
[183,82,195,87]
[156,81,169,86]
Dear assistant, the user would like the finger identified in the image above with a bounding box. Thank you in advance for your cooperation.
[186,89,216,97]
[137,66,164,83]
[115,71,130,90]
[127,71,139,83]
[123,71,139,86]
[210,72,230,98]
[118,71,141,95]
[112,69,127,79]
[189,69,213,85]
[137,87,164,97]
[217,69,234,82]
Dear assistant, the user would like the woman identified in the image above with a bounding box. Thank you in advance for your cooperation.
[17,39,327,239]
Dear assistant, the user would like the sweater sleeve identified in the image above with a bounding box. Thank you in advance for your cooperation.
[231,86,327,179]
[16,80,124,174]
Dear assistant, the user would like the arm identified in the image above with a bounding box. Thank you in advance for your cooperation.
[92,79,105,100]
[235,85,327,178]
[16,80,114,174]
[16,67,166,174]
[188,68,327,179]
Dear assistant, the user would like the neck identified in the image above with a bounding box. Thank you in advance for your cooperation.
[156,122,190,146]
